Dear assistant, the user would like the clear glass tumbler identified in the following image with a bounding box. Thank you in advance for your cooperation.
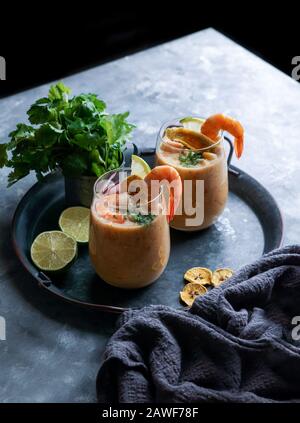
[89,168,170,289]
[156,117,228,231]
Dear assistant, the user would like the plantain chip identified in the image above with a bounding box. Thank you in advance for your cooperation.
[165,127,213,151]
[184,267,213,285]
[212,268,234,287]
[180,282,207,307]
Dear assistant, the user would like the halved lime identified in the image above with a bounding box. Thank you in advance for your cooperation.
[59,207,90,243]
[31,231,77,272]
[180,117,205,132]
[131,154,151,179]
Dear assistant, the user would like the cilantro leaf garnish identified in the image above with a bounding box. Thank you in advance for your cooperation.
[128,212,155,226]
[179,151,203,167]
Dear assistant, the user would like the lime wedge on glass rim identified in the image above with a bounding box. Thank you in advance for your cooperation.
[180,117,205,132]
[59,206,90,243]
[30,231,77,272]
[131,154,151,178]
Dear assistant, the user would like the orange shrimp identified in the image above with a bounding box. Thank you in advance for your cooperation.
[144,165,182,223]
[201,114,244,158]
[160,139,184,153]
[95,194,126,224]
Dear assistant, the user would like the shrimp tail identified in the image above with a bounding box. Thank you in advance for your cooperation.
[168,189,175,223]
[234,136,244,159]
[144,165,182,223]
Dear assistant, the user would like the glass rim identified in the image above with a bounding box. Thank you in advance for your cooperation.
[93,166,123,196]
[158,116,224,152]
[93,167,163,206]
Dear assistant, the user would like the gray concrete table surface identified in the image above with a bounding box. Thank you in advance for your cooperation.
[0,28,299,402]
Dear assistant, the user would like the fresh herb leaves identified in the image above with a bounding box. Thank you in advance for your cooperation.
[128,212,155,226]
[179,151,203,167]
[0,144,8,167]
[0,82,135,186]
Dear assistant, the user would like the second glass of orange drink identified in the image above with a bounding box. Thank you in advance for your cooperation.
[156,115,244,231]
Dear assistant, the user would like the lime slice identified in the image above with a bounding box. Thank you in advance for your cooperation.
[131,154,151,179]
[31,231,77,272]
[59,207,90,243]
[180,117,205,132]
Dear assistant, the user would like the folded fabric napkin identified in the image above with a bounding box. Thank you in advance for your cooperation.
[97,245,300,403]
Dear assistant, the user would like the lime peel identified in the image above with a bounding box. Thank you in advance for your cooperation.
[180,117,205,132]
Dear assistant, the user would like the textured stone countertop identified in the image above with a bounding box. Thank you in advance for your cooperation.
[0,28,299,402]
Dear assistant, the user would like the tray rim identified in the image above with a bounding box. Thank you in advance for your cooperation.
[11,165,284,314]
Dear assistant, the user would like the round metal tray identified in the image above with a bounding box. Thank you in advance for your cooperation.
[12,149,283,313]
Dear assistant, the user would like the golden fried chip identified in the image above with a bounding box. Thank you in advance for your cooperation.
[212,268,234,287]
[180,282,207,307]
[184,267,213,285]
[165,127,213,151]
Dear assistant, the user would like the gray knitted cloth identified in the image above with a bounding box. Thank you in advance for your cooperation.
[97,245,300,403]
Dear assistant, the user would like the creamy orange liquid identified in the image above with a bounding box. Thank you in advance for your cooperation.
[89,204,170,289]
[156,143,228,231]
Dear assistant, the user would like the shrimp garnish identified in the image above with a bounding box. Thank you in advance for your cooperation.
[160,139,184,153]
[95,193,126,224]
[144,165,182,223]
[201,114,244,158]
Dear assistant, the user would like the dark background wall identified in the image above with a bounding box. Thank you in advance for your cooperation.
[0,5,297,98]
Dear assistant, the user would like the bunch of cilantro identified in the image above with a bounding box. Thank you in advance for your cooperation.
[0,82,135,186]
